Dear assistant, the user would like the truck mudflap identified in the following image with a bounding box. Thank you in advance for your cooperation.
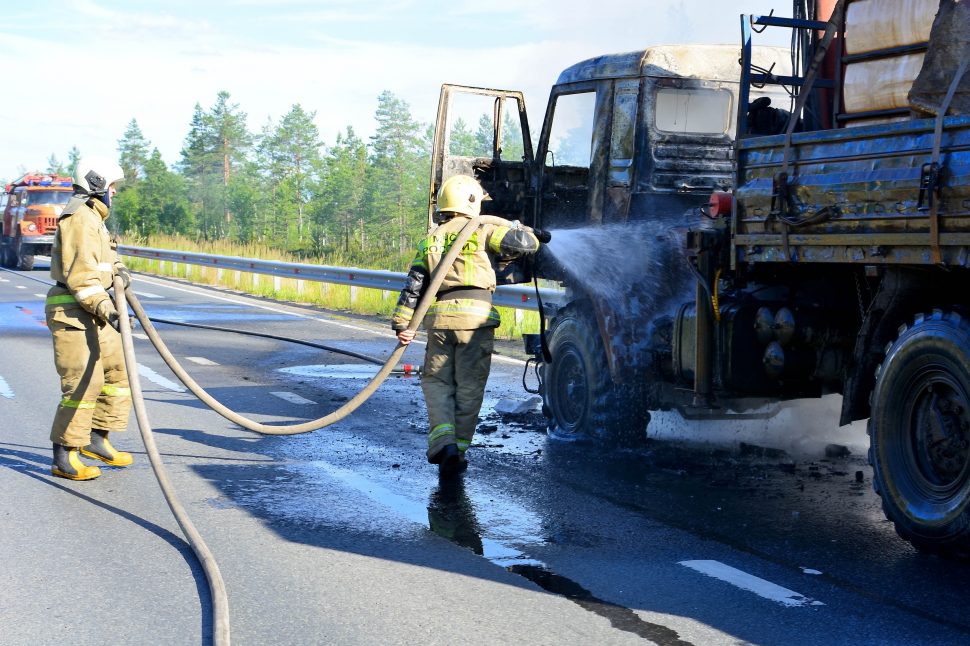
[734,114,970,267]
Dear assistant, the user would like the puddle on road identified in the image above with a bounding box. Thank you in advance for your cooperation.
[0,303,48,331]
[303,458,686,643]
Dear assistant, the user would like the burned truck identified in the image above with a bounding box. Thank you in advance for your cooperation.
[428,0,970,556]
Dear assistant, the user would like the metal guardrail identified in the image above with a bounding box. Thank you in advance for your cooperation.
[118,246,564,311]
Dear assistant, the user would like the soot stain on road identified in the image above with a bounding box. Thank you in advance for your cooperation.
[429,477,692,645]
[508,564,693,646]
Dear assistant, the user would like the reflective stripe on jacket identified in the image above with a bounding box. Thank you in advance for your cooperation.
[46,199,120,316]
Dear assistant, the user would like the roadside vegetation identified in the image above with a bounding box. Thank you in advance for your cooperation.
[37,89,541,340]
[125,234,542,341]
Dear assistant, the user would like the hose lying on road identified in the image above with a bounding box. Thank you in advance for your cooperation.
[113,215,521,645]
[122,215,513,435]
[114,275,232,646]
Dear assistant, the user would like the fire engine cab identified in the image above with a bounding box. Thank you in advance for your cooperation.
[1,173,73,270]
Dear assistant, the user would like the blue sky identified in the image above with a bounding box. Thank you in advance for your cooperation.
[0,0,792,181]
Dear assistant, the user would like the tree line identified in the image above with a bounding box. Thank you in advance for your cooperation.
[40,90,531,269]
[42,91,430,267]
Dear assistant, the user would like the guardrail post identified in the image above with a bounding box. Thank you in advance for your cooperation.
[274,276,281,292]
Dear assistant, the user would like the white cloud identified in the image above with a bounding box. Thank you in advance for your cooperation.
[0,0,794,180]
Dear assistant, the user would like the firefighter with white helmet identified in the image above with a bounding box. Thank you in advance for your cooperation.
[45,156,134,480]
[393,174,547,477]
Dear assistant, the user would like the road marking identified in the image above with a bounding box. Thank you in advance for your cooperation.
[137,365,186,392]
[271,391,316,405]
[0,375,13,399]
[186,356,219,366]
[132,276,529,365]
[132,290,164,299]
[132,332,149,340]
[679,560,824,607]
[34,293,46,298]
[15,285,25,289]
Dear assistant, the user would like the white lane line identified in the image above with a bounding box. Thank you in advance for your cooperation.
[271,391,316,405]
[134,276,528,365]
[34,293,46,298]
[0,278,8,282]
[186,356,219,366]
[15,285,25,289]
[131,290,164,299]
[0,375,13,399]
[679,560,824,607]
[137,365,186,392]
[132,332,149,340]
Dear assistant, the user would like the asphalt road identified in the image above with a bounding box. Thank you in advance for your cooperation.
[2,263,970,646]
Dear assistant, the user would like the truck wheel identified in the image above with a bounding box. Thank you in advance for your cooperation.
[543,302,650,444]
[18,254,34,271]
[869,310,970,557]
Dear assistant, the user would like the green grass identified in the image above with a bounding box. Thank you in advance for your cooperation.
[124,235,543,341]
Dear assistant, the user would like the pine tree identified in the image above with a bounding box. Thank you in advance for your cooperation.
[448,117,477,156]
[117,119,151,184]
[367,91,427,255]
[46,154,68,176]
[322,126,367,253]
[260,104,322,247]
[67,146,82,177]
[179,103,218,239]
[208,91,252,233]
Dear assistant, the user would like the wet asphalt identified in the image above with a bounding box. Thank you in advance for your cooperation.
[2,263,970,645]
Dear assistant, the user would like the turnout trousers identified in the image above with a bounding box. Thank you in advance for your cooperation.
[422,327,494,461]
[47,307,131,447]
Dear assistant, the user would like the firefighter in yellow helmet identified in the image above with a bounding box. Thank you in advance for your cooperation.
[393,174,547,477]
[45,156,134,480]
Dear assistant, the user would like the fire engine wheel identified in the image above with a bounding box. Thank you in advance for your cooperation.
[0,247,15,269]
[18,254,34,271]
[869,310,970,558]
[542,302,649,445]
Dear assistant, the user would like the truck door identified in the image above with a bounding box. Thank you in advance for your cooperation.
[535,81,612,229]
[429,85,534,229]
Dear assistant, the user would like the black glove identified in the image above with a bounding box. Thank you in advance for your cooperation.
[532,228,552,244]
[94,300,120,332]
[116,265,132,289]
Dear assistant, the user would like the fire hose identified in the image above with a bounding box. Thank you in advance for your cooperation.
[113,215,541,645]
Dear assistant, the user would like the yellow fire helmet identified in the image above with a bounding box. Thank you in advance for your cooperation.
[436,174,490,218]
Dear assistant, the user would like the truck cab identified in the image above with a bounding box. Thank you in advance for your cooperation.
[1,173,73,270]
[429,44,791,440]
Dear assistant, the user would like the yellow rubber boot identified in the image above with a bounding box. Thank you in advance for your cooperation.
[80,430,133,467]
[52,444,102,481]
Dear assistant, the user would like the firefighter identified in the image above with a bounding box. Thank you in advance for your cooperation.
[392,174,546,477]
[46,156,134,481]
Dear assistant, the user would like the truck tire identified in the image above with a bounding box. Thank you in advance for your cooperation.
[869,310,970,557]
[542,302,650,444]
[0,247,15,269]
[18,254,34,271]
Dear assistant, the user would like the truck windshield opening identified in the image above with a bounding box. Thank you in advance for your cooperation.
[25,190,72,206]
